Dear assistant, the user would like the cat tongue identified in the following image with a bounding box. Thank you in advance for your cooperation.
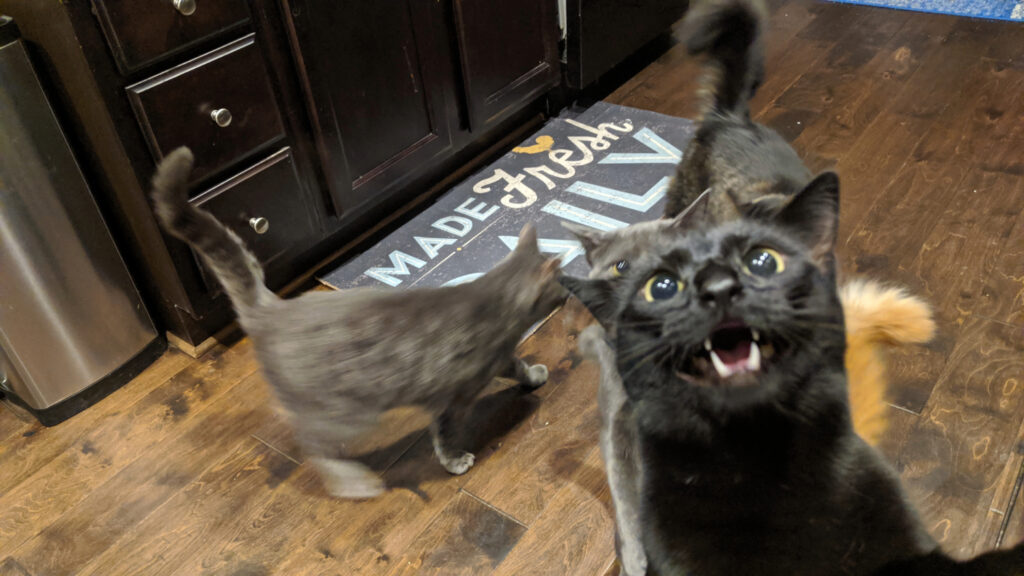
[709,340,761,378]
[715,340,751,366]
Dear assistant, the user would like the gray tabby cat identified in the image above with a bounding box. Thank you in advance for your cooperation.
[663,0,810,221]
[151,147,566,499]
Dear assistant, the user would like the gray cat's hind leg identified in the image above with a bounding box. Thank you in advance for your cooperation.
[296,410,385,499]
[584,325,647,576]
[506,357,549,390]
[430,407,476,475]
[605,412,647,576]
[310,457,385,500]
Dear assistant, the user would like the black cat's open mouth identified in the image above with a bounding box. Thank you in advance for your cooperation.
[675,319,777,388]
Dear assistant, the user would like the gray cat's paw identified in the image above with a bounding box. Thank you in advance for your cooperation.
[522,363,549,389]
[440,451,476,475]
[313,457,386,500]
[328,476,386,500]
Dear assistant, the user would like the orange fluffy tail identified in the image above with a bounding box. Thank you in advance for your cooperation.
[840,280,935,446]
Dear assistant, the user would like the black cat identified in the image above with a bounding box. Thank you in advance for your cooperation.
[561,175,1024,576]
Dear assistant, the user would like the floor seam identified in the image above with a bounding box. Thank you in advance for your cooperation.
[995,458,1024,547]
[251,433,302,466]
[460,488,529,528]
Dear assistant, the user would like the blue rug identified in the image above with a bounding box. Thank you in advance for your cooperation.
[828,0,1023,21]
[319,102,694,290]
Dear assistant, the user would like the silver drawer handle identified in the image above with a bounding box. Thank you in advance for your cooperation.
[210,108,232,127]
[174,0,197,16]
[249,217,269,235]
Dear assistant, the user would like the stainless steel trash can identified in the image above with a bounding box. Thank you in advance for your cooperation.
[0,16,164,425]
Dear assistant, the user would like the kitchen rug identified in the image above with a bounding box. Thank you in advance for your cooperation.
[827,0,1023,22]
[318,101,695,290]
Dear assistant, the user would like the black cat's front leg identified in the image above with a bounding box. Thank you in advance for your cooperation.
[504,357,549,390]
[430,407,475,475]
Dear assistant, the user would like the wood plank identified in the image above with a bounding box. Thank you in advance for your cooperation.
[998,464,1024,549]
[832,113,932,241]
[786,11,953,162]
[491,446,616,576]
[0,347,192,495]
[839,162,969,411]
[886,18,994,119]
[384,491,527,576]
[749,35,832,119]
[0,406,37,447]
[460,301,602,525]
[211,315,576,575]
[0,340,257,558]
[910,58,1024,173]
[974,415,1024,551]
[0,557,32,576]
[11,370,278,576]
[963,175,1024,326]
[893,317,1024,558]
[774,7,908,114]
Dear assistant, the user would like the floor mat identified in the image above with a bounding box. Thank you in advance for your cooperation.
[827,0,1023,22]
[319,102,695,290]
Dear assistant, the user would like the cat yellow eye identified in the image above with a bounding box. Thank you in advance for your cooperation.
[609,260,630,277]
[643,273,683,302]
[743,247,785,277]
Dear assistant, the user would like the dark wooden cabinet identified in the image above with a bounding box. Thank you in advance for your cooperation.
[564,0,689,89]
[193,147,321,294]
[3,0,681,351]
[126,34,286,186]
[454,0,559,131]
[282,0,457,215]
[92,0,249,72]
[281,0,561,220]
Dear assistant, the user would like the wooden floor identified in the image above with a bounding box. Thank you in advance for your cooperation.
[2,1,1023,574]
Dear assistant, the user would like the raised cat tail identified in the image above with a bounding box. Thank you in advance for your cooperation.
[840,279,935,446]
[681,0,768,118]
[151,147,277,314]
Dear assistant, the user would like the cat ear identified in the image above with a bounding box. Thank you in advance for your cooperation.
[743,193,790,219]
[670,187,713,230]
[541,256,562,280]
[515,223,541,255]
[561,222,606,265]
[559,275,616,326]
[775,171,840,265]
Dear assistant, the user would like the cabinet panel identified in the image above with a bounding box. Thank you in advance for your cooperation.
[454,0,559,130]
[127,34,285,186]
[92,0,249,72]
[191,147,320,293]
[283,0,455,213]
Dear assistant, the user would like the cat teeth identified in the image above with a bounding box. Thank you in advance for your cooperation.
[709,343,762,379]
[704,338,713,352]
[751,329,760,342]
[747,342,761,371]
[709,350,729,378]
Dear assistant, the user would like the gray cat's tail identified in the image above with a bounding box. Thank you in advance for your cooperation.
[681,0,767,118]
[151,147,276,313]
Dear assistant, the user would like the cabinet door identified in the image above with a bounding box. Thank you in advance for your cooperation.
[454,0,559,131]
[282,0,455,215]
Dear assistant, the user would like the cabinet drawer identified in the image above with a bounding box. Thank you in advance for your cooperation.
[127,34,284,185]
[93,0,249,72]
[191,148,319,292]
